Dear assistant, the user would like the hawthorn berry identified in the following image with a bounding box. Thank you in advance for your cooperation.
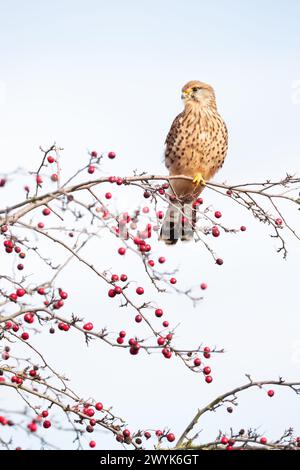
[194,357,201,366]
[167,433,175,442]
[88,165,95,174]
[203,366,211,375]
[118,247,126,255]
[158,256,165,264]
[170,278,177,285]
[47,155,55,163]
[120,274,127,282]
[90,150,98,157]
[83,322,93,331]
[43,208,51,216]
[205,375,213,383]
[214,211,222,218]
[135,314,143,323]
[267,389,274,397]
[260,437,267,445]
[240,226,247,231]
[21,332,29,340]
[212,226,220,237]
[108,151,116,159]
[136,287,144,295]
[200,283,207,290]
[89,440,96,448]
[95,402,103,411]
[155,308,163,317]
[16,288,26,297]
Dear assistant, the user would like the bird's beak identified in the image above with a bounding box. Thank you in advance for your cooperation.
[181,88,192,99]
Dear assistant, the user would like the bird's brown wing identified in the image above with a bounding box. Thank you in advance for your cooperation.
[164,112,184,170]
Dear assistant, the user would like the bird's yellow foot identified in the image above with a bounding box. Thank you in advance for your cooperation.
[193,173,206,186]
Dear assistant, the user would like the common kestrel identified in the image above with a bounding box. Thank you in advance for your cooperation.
[160,80,228,244]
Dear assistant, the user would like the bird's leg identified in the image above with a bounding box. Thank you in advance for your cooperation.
[192,172,206,186]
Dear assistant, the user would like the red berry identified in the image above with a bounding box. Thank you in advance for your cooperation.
[16,288,26,297]
[95,402,103,411]
[123,429,130,438]
[267,389,274,397]
[194,357,201,366]
[148,260,155,267]
[37,222,44,229]
[166,433,175,442]
[119,330,126,338]
[43,420,51,429]
[89,440,96,448]
[221,436,229,445]
[83,322,93,331]
[90,150,98,157]
[216,258,223,265]
[155,308,163,317]
[162,321,169,327]
[157,337,165,346]
[158,256,165,264]
[240,226,246,231]
[47,156,55,163]
[36,175,43,185]
[118,247,126,255]
[136,287,144,295]
[108,289,116,298]
[135,314,142,323]
[114,286,122,294]
[212,226,220,237]
[170,278,177,285]
[21,332,29,340]
[117,336,124,344]
[43,208,51,216]
[88,165,95,174]
[37,287,45,295]
[275,218,282,226]
[42,411,49,418]
[59,290,68,299]
[205,375,213,383]
[214,211,222,218]
[108,151,116,159]
[9,293,18,302]
[24,312,34,323]
[51,173,58,182]
[203,366,211,375]
[200,283,207,290]
[120,274,127,282]
[260,437,267,445]
[144,431,151,439]
[226,445,233,451]
[105,192,112,199]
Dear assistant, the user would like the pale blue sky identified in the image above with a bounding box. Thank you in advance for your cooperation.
[0,0,300,450]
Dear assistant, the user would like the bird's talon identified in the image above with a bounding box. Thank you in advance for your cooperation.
[193,173,206,186]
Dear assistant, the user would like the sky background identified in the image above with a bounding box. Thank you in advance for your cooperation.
[0,0,300,450]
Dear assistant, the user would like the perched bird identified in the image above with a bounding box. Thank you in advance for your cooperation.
[160,80,228,244]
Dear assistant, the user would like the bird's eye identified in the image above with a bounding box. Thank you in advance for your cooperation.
[192,87,199,92]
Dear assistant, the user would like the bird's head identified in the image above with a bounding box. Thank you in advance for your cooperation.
[181,80,217,109]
